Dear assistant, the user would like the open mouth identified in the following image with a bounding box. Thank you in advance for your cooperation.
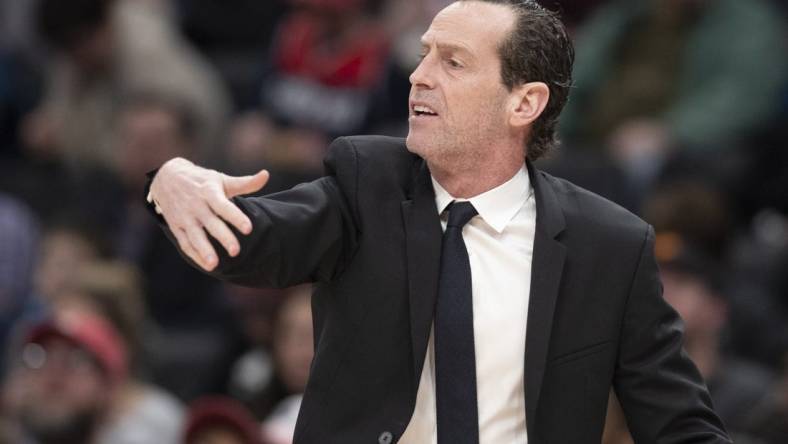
[412,104,438,117]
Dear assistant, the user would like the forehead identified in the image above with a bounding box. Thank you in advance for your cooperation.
[35,335,72,349]
[422,1,516,57]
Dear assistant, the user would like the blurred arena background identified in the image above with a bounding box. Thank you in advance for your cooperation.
[0,0,786,443]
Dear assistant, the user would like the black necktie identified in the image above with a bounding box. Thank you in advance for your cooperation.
[435,201,479,444]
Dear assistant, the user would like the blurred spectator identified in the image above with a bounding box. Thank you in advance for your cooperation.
[109,94,244,401]
[560,0,788,191]
[644,180,788,368]
[224,113,328,192]
[224,0,403,189]
[741,365,788,443]
[183,396,262,444]
[175,0,289,106]
[270,287,313,400]
[3,309,130,444]
[723,209,788,368]
[260,394,302,444]
[0,52,42,160]
[0,39,43,160]
[110,92,223,321]
[225,286,287,354]
[229,286,311,424]
[34,222,106,303]
[3,302,183,444]
[0,139,124,232]
[0,0,39,55]
[643,180,731,258]
[538,0,607,31]
[115,93,198,197]
[25,0,230,172]
[601,391,633,444]
[0,0,44,159]
[226,286,285,408]
[53,261,146,365]
[257,0,393,135]
[50,261,185,444]
[259,287,313,444]
[734,106,788,222]
[657,238,775,438]
[0,0,46,112]
[0,195,41,375]
[0,0,785,441]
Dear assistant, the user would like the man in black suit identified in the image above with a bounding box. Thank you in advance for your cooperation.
[147,1,731,442]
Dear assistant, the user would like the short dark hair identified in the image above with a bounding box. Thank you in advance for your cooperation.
[36,0,115,50]
[122,91,199,143]
[461,0,574,161]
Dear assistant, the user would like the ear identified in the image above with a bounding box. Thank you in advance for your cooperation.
[508,82,550,129]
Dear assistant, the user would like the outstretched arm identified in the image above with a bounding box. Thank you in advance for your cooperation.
[146,138,359,287]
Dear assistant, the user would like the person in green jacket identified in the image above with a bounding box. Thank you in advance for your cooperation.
[559,0,787,181]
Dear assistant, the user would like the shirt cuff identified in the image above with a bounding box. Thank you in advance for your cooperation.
[143,168,165,221]
[146,189,162,214]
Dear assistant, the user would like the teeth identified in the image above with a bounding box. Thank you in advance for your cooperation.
[414,105,437,115]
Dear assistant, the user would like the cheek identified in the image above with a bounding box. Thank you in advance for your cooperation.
[69,376,109,406]
[448,87,504,127]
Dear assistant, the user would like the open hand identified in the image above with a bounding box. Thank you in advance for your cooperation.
[149,157,269,271]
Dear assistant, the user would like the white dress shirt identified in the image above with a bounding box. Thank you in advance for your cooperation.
[399,164,536,443]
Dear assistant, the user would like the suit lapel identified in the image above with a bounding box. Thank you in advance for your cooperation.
[401,159,443,382]
[524,162,567,428]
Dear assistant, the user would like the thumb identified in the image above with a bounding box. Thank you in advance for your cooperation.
[223,170,270,198]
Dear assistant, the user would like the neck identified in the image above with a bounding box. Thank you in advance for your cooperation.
[429,158,524,198]
[420,131,528,197]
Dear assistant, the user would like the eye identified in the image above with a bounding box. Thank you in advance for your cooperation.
[446,59,463,69]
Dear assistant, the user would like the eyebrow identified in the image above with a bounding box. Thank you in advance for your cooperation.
[419,38,476,60]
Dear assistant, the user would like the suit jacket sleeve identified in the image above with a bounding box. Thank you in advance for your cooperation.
[148,137,359,288]
[614,226,731,443]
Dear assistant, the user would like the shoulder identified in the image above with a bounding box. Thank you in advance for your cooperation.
[126,385,185,425]
[324,135,421,191]
[537,169,651,247]
[326,135,415,166]
[99,385,184,444]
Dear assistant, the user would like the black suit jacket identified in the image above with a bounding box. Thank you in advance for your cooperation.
[156,136,731,443]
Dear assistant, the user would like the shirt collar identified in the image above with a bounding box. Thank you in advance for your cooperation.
[431,163,531,234]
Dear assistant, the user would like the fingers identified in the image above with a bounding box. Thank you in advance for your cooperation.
[200,208,241,257]
[168,207,241,270]
[193,186,246,256]
[223,170,269,198]
[170,226,211,271]
[185,224,219,271]
[162,203,219,271]
[207,195,253,235]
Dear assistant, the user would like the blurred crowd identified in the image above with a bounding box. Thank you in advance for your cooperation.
[0,0,786,443]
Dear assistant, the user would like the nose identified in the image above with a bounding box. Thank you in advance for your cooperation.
[409,55,435,89]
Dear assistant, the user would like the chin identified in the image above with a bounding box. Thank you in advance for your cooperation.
[405,132,423,155]
[407,127,438,153]
[407,133,457,166]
